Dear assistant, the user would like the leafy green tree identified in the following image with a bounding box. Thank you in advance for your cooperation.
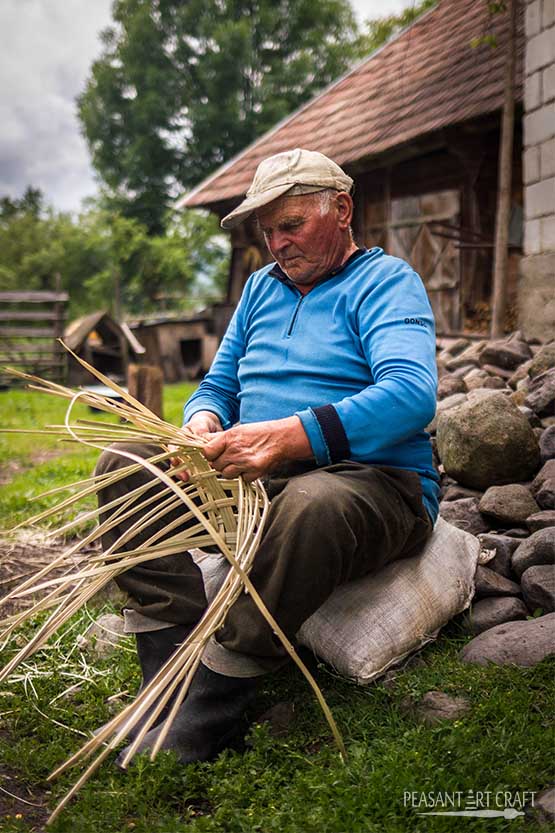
[0,190,229,317]
[135,209,229,310]
[78,2,181,235]
[355,0,436,57]
[0,189,70,293]
[0,187,44,221]
[357,0,438,58]
[78,0,359,233]
[176,0,360,181]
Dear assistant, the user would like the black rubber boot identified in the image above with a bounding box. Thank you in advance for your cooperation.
[134,624,192,689]
[95,624,191,741]
[116,662,258,767]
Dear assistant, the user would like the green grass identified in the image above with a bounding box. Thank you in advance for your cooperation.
[0,382,197,528]
[0,385,554,832]
[0,616,553,833]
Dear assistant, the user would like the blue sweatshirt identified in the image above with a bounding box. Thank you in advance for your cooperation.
[184,247,439,522]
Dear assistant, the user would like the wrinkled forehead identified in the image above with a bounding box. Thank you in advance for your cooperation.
[255,192,320,227]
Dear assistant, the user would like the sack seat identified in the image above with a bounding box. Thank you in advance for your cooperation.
[194,516,480,685]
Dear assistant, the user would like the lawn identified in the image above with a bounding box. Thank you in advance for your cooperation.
[0,384,553,833]
[0,381,197,529]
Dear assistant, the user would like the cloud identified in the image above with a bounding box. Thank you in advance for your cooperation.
[0,0,415,213]
[0,0,112,212]
[351,0,417,23]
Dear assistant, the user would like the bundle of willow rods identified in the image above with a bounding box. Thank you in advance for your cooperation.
[0,344,345,824]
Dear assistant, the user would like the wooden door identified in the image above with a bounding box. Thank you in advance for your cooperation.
[388,190,461,333]
[363,188,461,333]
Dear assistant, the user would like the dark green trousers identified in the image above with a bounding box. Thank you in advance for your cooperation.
[96,444,432,672]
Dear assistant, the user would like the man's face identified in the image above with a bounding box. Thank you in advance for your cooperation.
[256,193,349,288]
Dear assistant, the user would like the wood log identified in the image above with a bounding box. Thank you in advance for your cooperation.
[127,364,163,419]
[491,0,517,338]
[0,326,56,338]
[0,311,58,321]
[0,291,68,303]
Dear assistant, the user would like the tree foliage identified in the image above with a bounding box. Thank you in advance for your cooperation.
[355,0,436,57]
[0,189,229,318]
[78,0,359,233]
[2,2,442,320]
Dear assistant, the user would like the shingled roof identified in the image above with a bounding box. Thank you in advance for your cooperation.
[180,0,522,212]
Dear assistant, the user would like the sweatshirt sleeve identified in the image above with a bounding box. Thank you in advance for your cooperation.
[295,260,437,465]
[182,278,252,429]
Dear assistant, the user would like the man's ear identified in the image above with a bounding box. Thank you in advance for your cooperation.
[335,192,354,229]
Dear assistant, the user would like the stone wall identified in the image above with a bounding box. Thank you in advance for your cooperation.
[519,0,555,340]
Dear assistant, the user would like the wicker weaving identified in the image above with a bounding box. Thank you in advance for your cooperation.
[0,349,343,823]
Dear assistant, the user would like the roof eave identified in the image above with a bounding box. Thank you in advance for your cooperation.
[175,2,438,212]
[182,106,512,214]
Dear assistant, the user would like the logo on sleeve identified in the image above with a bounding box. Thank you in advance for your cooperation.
[404,317,426,326]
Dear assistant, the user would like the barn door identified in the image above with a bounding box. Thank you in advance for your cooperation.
[388,190,461,333]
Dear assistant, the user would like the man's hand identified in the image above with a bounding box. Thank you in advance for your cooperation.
[171,411,224,482]
[202,416,312,482]
[184,411,224,437]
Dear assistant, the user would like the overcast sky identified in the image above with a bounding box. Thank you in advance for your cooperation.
[0,0,415,214]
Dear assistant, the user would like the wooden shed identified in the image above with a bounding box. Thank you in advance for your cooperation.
[64,311,145,386]
[0,289,68,387]
[179,0,524,336]
[130,313,219,383]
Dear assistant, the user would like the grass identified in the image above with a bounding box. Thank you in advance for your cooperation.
[0,385,554,832]
[0,382,197,529]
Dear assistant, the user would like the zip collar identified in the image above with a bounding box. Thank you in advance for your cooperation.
[268,247,369,292]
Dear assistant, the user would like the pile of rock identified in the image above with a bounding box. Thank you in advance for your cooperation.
[431,332,555,666]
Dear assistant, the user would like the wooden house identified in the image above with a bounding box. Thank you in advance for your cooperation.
[130,312,219,383]
[179,0,525,337]
[64,311,145,386]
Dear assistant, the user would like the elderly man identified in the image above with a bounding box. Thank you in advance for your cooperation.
[96,148,439,765]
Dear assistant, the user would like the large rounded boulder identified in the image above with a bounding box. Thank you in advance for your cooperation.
[436,393,540,490]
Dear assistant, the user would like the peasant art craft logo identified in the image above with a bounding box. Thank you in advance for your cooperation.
[403,789,535,819]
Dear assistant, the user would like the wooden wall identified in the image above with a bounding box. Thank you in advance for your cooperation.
[0,289,67,386]
[221,120,523,337]
[353,126,522,335]
[132,319,218,383]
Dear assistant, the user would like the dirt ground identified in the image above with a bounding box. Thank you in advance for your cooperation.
[0,758,50,833]
[0,533,64,831]
[0,450,60,487]
[0,531,85,617]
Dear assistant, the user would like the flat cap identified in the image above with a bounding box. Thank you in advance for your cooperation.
[220,148,353,229]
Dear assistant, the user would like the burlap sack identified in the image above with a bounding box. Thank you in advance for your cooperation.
[297,517,480,683]
[193,516,480,685]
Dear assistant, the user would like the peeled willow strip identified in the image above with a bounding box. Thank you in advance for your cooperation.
[9,455,172,529]
[0,475,171,619]
[0,347,345,824]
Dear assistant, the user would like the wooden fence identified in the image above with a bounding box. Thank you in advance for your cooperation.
[0,289,69,387]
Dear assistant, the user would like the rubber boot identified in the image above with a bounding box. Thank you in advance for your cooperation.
[134,624,192,690]
[95,623,191,741]
[116,662,258,767]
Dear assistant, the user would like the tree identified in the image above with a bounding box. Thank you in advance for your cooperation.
[78,0,359,233]
[355,0,436,57]
[78,2,181,235]
[0,187,44,221]
[0,189,229,317]
[0,188,66,293]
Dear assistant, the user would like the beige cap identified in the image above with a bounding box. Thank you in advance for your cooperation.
[220,148,353,229]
